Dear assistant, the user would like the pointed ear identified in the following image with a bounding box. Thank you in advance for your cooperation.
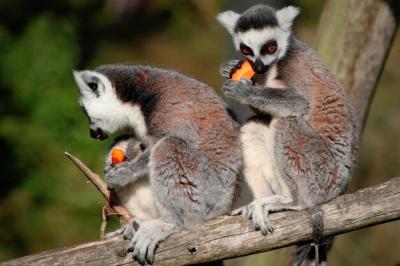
[73,70,91,96]
[276,6,300,31]
[217,10,240,34]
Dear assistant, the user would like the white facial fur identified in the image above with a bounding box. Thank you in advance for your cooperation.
[237,27,290,65]
[217,6,300,66]
[73,70,147,138]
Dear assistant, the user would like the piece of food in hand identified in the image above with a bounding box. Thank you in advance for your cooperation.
[231,60,255,81]
[111,148,126,164]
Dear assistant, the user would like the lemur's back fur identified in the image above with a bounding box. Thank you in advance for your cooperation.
[275,38,358,203]
[96,65,240,175]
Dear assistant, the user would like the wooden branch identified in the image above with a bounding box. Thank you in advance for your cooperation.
[315,0,400,130]
[65,152,110,200]
[64,152,131,224]
[3,177,399,266]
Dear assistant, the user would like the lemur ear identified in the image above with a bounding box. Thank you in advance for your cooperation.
[73,70,103,97]
[73,70,99,96]
[73,70,89,95]
[276,6,300,31]
[217,11,240,34]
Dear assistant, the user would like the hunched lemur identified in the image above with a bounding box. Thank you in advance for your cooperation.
[73,64,241,264]
[217,4,359,265]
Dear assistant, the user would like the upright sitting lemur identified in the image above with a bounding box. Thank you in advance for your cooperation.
[217,5,358,265]
[73,64,241,264]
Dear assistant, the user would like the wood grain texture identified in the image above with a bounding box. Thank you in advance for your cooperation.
[2,177,399,266]
[314,0,400,130]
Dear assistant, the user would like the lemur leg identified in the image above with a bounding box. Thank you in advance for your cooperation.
[105,150,150,190]
[234,120,303,235]
[275,116,338,205]
[127,136,228,264]
[222,79,310,117]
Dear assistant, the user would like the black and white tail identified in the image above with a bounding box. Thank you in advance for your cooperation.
[294,206,333,266]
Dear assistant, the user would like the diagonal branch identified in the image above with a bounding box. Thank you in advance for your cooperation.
[64,152,131,224]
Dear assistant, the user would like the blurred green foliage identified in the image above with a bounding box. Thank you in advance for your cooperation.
[0,0,398,265]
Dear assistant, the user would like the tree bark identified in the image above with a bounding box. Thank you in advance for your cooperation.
[2,177,399,266]
[314,0,400,130]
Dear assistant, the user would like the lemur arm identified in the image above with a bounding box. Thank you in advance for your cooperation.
[105,149,150,190]
[221,79,310,117]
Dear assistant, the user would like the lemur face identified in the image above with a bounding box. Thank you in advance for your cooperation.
[73,70,147,140]
[217,5,299,74]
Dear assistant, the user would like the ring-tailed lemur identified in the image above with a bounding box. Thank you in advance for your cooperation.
[217,5,358,265]
[73,64,241,264]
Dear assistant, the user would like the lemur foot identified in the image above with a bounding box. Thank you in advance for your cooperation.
[232,200,274,236]
[219,59,244,79]
[221,79,253,101]
[127,219,177,265]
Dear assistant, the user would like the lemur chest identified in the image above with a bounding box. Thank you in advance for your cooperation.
[254,63,288,89]
[117,179,158,220]
[240,119,292,199]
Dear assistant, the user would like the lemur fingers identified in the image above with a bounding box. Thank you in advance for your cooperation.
[233,197,302,236]
[232,200,274,234]
[105,163,135,190]
[221,79,253,101]
[127,219,178,265]
[219,59,244,79]
[105,162,147,190]
[252,201,275,235]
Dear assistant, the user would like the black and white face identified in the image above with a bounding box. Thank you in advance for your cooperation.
[73,70,147,140]
[217,5,299,74]
[236,27,289,73]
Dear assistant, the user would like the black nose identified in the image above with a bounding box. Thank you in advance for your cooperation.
[253,59,268,74]
[90,128,108,140]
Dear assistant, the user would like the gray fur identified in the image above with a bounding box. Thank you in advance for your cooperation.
[218,4,359,265]
[74,64,241,264]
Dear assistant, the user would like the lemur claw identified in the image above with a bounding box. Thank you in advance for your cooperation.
[219,59,244,79]
[232,200,275,236]
[127,219,176,265]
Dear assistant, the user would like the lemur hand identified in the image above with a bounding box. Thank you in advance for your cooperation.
[222,78,253,101]
[105,162,133,190]
[219,59,244,79]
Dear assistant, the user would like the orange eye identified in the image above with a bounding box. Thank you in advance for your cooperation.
[240,43,254,56]
[267,44,277,54]
[261,41,278,55]
[242,47,250,55]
